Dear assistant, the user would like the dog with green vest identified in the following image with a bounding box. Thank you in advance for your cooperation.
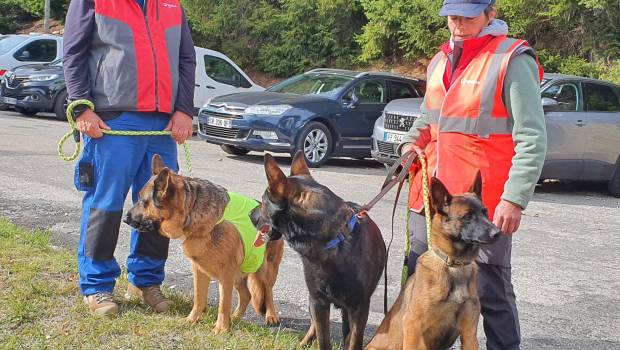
[124,154,284,334]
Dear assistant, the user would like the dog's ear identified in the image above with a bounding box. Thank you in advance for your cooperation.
[264,154,287,200]
[430,177,452,216]
[469,171,483,199]
[290,151,311,177]
[153,168,174,207]
[152,154,166,175]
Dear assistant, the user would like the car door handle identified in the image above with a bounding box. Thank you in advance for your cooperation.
[575,120,586,127]
[195,84,201,87]
[206,85,216,89]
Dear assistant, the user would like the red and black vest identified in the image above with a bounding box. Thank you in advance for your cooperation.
[91,0,183,113]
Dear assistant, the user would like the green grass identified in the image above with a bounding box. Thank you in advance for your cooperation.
[0,218,312,349]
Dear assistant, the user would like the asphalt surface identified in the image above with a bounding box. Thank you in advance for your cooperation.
[0,111,618,349]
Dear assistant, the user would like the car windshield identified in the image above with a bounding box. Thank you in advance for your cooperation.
[0,36,28,55]
[268,73,355,97]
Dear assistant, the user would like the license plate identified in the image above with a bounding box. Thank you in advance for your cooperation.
[384,132,403,143]
[3,97,16,105]
[207,116,231,128]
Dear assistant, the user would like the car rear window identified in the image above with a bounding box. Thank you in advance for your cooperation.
[0,36,28,56]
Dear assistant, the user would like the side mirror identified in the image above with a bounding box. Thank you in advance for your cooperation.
[541,97,558,112]
[343,92,360,109]
[18,50,31,60]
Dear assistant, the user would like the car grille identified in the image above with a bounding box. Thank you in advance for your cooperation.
[384,113,416,132]
[4,77,26,89]
[199,124,240,139]
[376,141,396,155]
[204,110,244,120]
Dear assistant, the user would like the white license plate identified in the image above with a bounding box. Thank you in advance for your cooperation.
[3,97,17,105]
[384,132,403,143]
[207,116,231,128]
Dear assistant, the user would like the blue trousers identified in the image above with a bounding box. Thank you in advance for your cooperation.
[407,211,521,350]
[75,112,178,296]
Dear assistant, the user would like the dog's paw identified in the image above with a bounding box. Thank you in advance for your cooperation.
[185,311,202,324]
[212,324,229,335]
[265,314,280,326]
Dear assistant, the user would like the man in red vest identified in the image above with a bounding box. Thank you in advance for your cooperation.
[399,0,547,348]
[63,0,196,316]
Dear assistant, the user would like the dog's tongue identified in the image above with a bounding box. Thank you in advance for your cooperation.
[254,225,270,247]
[253,232,266,247]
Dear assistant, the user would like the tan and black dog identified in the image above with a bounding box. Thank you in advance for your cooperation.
[124,154,284,334]
[366,173,501,350]
[253,152,387,350]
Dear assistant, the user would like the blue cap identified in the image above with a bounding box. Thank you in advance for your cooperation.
[440,0,495,17]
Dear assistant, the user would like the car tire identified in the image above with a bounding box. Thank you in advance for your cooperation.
[295,121,332,168]
[608,165,620,198]
[15,107,37,116]
[221,144,250,156]
[54,90,68,121]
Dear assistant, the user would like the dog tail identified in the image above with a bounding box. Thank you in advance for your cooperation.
[248,275,267,315]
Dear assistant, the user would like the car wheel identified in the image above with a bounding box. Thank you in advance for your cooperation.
[221,144,250,156]
[54,90,68,121]
[295,121,332,168]
[15,107,37,116]
[608,165,620,198]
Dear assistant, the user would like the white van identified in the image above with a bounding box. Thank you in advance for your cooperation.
[0,34,63,77]
[193,47,264,115]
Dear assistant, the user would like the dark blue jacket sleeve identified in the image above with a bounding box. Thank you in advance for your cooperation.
[174,8,197,116]
[63,0,95,102]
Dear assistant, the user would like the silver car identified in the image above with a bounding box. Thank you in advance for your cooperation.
[371,74,620,197]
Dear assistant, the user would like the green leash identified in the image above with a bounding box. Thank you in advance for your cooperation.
[401,149,432,286]
[58,99,193,176]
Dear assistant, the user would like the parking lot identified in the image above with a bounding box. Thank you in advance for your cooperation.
[0,111,618,349]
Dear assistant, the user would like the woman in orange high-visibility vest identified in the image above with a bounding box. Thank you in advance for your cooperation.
[399,1,547,349]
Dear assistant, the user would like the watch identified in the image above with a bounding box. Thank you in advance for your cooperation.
[72,103,91,119]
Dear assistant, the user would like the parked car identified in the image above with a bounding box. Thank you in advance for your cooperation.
[197,68,425,167]
[0,58,67,118]
[0,34,63,78]
[370,73,620,197]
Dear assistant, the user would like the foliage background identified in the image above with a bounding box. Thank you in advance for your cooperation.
[1,0,618,83]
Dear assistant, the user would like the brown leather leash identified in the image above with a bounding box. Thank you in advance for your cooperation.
[358,151,418,314]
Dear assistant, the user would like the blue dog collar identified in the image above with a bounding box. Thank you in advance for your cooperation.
[324,215,358,250]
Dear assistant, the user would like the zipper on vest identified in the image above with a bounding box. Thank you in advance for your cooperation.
[143,0,159,110]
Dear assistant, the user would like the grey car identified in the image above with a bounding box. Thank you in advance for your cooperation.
[371,73,620,197]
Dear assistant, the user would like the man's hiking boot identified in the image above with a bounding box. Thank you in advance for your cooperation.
[83,292,119,316]
[125,284,173,313]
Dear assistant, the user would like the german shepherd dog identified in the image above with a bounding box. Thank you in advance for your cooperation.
[365,173,501,350]
[124,155,284,334]
[252,151,387,350]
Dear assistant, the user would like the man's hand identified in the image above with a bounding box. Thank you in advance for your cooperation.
[166,111,193,144]
[76,109,111,138]
[493,200,523,235]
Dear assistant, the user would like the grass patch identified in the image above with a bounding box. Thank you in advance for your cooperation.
[0,218,313,349]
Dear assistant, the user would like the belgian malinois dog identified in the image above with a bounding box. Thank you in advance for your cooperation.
[366,173,501,350]
[252,151,387,350]
[124,155,284,334]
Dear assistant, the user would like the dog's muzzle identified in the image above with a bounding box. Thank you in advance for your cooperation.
[123,212,160,233]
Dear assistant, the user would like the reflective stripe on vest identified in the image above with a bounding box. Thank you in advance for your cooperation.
[409,36,543,218]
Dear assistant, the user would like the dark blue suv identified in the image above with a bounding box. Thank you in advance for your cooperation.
[197,68,424,167]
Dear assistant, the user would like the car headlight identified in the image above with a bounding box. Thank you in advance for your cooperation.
[28,74,58,81]
[245,104,291,116]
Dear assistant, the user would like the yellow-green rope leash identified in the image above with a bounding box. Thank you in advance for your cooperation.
[58,99,193,176]
[401,149,432,286]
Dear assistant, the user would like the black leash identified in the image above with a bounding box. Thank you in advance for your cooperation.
[359,151,417,314]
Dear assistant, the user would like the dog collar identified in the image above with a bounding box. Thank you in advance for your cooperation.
[432,249,473,267]
[324,214,358,250]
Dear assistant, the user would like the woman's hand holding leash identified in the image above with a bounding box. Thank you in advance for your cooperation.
[166,111,194,144]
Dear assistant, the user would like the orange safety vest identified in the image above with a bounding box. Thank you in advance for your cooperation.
[409,36,543,219]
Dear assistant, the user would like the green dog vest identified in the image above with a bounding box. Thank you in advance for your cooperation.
[216,192,265,273]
